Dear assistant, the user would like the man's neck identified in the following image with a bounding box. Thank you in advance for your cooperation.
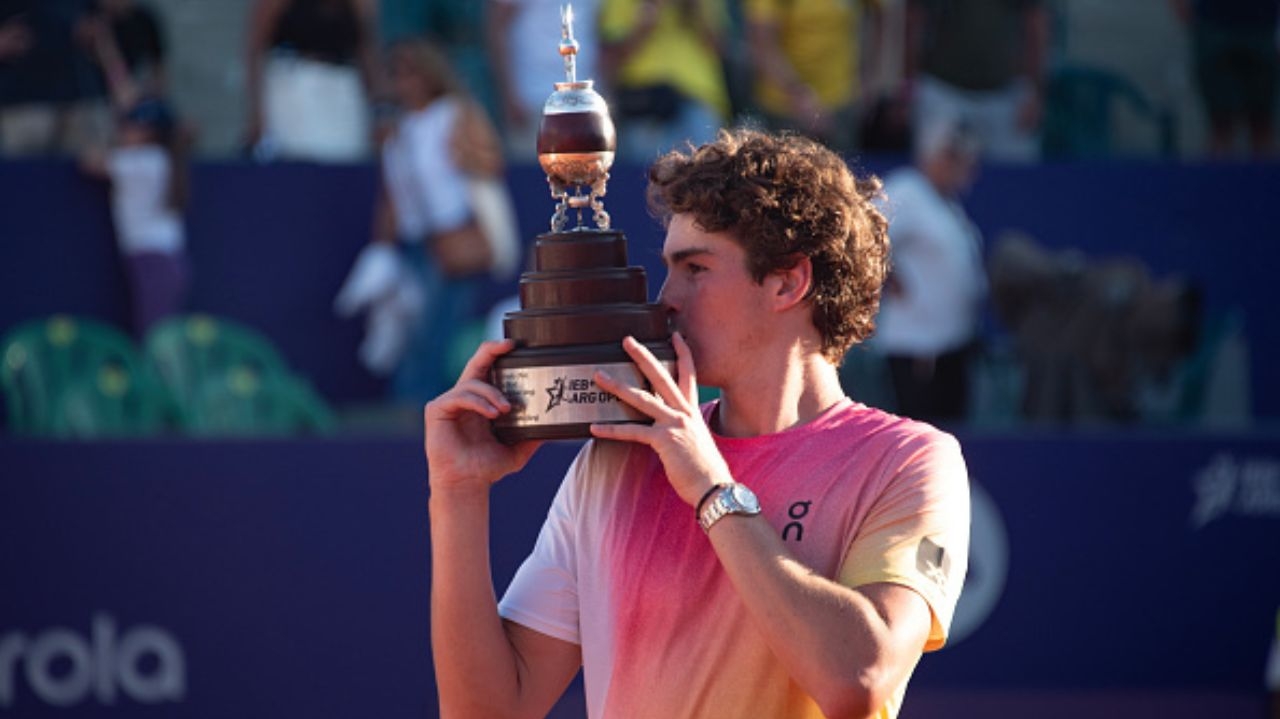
[713,347,846,439]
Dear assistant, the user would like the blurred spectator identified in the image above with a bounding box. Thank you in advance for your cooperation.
[80,18,188,338]
[334,39,517,404]
[1170,0,1279,158]
[244,0,381,162]
[0,0,110,156]
[382,0,500,124]
[873,119,986,423]
[486,0,600,161]
[902,0,1048,163]
[743,0,882,154]
[94,0,166,96]
[599,0,730,162]
[988,234,1212,424]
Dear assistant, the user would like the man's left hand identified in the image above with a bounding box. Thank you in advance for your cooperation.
[590,333,731,507]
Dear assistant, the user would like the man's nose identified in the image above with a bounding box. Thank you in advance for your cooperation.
[656,277,672,306]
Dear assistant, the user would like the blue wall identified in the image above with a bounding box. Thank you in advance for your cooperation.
[1,157,1277,417]
[2,432,1278,717]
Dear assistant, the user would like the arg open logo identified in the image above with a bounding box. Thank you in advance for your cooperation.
[0,613,185,708]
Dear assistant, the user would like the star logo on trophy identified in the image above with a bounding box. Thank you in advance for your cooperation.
[545,377,567,413]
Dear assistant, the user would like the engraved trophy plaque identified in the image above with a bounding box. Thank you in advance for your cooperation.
[491,5,674,443]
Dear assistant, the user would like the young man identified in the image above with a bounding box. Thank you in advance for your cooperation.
[426,129,970,718]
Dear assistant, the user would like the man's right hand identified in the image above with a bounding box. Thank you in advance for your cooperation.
[424,339,542,493]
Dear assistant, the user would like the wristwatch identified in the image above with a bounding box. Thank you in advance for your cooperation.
[697,483,761,533]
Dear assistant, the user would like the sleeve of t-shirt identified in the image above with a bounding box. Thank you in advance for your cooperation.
[838,429,970,652]
[497,447,589,645]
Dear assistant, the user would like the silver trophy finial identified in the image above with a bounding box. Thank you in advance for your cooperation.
[559,5,578,83]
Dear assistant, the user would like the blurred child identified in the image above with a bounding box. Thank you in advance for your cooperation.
[81,15,189,338]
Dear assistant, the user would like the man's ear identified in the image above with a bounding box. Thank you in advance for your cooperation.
[768,255,813,311]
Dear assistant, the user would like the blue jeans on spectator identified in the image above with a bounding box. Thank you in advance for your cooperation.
[392,244,477,405]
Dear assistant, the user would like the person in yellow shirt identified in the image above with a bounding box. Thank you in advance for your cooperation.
[745,0,882,153]
[599,0,731,161]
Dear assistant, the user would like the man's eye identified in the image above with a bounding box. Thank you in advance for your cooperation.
[687,264,706,275]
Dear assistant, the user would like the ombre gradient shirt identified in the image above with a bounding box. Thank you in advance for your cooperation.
[499,398,970,718]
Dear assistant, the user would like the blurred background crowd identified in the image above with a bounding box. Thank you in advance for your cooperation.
[5,0,1271,161]
[1,0,1276,437]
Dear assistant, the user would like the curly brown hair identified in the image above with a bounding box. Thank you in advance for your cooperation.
[646,128,890,363]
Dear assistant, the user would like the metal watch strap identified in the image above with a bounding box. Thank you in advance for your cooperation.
[698,483,759,533]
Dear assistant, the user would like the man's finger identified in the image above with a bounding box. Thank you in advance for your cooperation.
[672,332,698,405]
[430,386,509,419]
[595,368,677,421]
[454,378,512,412]
[510,439,545,467]
[620,336,682,408]
[589,421,653,445]
[428,384,511,421]
[458,338,517,382]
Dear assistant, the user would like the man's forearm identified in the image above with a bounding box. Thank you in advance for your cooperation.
[746,21,807,101]
[429,486,523,716]
[706,515,929,718]
[485,4,519,117]
[1022,5,1049,93]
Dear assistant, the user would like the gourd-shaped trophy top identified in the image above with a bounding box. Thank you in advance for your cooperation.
[536,4,616,231]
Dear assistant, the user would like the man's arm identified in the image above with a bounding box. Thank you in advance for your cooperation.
[709,522,932,717]
[88,16,139,112]
[1018,2,1050,131]
[859,1,884,103]
[900,0,927,99]
[592,334,938,718]
[426,340,580,718]
[485,0,526,134]
[243,0,287,148]
[744,5,826,134]
[352,0,386,111]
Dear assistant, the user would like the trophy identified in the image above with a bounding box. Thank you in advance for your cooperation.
[491,5,674,443]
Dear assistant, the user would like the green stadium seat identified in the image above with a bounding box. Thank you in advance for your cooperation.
[144,314,334,435]
[1,315,171,437]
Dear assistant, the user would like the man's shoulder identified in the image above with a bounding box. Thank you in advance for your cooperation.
[824,402,960,460]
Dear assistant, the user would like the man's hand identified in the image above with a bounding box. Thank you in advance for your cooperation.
[425,339,542,493]
[590,333,732,507]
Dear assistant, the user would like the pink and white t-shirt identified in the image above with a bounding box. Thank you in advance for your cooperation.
[499,398,970,718]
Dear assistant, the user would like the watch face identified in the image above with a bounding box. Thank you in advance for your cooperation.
[730,484,760,512]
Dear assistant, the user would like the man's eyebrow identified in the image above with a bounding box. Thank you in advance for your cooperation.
[664,246,713,266]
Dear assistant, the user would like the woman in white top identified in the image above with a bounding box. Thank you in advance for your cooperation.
[335,38,515,403]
